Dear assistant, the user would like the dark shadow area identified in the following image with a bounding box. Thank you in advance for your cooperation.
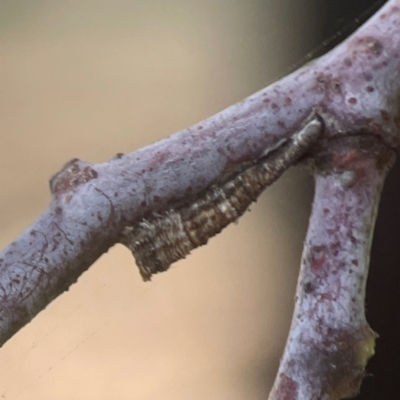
[318,0,387,54]
[364,160,400,399]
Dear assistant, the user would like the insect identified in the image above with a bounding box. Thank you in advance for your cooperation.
[121,116,322,280]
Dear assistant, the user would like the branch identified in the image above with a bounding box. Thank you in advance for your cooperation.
[1,1,400,397]
[121,117,322,280]
[269,136,395,399]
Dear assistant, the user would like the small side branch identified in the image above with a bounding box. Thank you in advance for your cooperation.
[269,137,395,399]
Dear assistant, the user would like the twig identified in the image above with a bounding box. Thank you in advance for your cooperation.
[1,1,400,398]
[269,136,395,399]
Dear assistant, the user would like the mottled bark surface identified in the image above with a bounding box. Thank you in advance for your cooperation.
[1,1,400,399]
[269,137,395,399]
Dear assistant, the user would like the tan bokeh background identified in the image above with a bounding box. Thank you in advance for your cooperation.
[0,1,320,399]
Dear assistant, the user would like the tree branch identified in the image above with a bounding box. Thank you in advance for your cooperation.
[269,136,395,399]
[120,116,322,281]
[1,1,400,398]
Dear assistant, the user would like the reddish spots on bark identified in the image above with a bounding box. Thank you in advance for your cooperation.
[225,143,234,154]
[149,151,171,171]
[331,81,342,94]
[303,281,315,294]
[320,292,335,301]
[344,58,352,67]
[355,167,367,181]
[313,256,326,270]
[310,253,326,270]
[263,98,270,103]
[380,109,390,121]
[366,85,374,92]
[356,37,384,56]
[333,150,361,168]
[271,103,278,110]
[363,72,373,81]
[285,97,292,106]
[330,149,375,182]
[198,125,203,130]
[316,75,346,97]
[55,207,63,215]
[217,147,225,155]
[323,208,330,215]
[313,244,326,253]
[316,75,328,89]
[349,234,358,245]
[348,97,357,105]
[331,241,341,257]
[274,374,299,400]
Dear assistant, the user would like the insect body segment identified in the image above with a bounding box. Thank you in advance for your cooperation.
[122,117,322,280]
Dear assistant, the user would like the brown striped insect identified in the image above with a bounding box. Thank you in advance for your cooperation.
[121,116,322,280]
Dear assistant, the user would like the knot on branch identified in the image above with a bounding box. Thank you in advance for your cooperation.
[49,159,99,199]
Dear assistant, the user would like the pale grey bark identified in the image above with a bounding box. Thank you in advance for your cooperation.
[1,1,400,398]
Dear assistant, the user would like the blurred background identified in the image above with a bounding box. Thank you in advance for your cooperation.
[0,1,395,399]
